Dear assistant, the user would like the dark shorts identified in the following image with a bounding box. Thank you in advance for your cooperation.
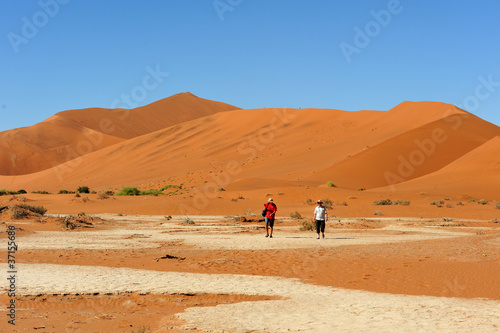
[315,219,325,233]
[265,217,275,227]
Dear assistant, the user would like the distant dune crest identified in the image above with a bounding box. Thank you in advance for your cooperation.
[0,95,499,197]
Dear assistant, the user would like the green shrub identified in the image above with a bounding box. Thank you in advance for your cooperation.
[326,181,336,188]
[299,218,314,231]
[140,189,163,196]
[374,199,392,205]
[77,186,90,194]
[290,211,302,219]
[0,189,17,196]
[477,199,488,205]
[32,190,50,194]
[58,190,75,194]
[358,188,366,191]
[159,184,182,191]
[115,187,141,196]
[17,189,27,194]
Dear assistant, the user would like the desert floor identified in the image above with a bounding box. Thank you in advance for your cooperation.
[0,194,499,332]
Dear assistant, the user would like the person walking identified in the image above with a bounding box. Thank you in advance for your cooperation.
[264,198,277,238]
[314,199,328,239]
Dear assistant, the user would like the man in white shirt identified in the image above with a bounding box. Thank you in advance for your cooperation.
[313,200,328,239]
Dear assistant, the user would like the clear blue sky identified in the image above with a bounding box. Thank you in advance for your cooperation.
[1,0,499,132]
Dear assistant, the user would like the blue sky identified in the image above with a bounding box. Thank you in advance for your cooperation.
[1,0,499,132]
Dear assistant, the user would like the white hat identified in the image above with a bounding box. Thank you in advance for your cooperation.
[268,198,274,202]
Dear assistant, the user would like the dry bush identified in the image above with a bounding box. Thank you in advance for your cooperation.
[11,208,29,219]
[374,199,392,205]
[61,214,94,230]
[299,219,314,231]
[98,192,110,200]
[290,211,302,219]
[321,198,333,209]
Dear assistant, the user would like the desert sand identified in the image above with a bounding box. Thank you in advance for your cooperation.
[1,93,499,332]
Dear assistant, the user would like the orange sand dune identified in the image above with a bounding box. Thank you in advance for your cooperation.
[376,135,500,198]
[0,99,499,200]
[0,92,239,175]
[307,105,500,189]
[0,117,124,175]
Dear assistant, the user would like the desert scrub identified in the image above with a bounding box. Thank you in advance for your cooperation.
[299,218,314,231]
[326,181,336,188]
[430,200,445,207]
[496,202,500,209]
[115,187,141,196]
[98,192,110,199]
[140,189,163,196]
[11,208,29,219]
[321,198,333,209]
[394,200,410,206]
[18,204,47,215]
[304,198,313,204]
[477,199,488,205]
[10,204,47,219]
[31,190,50,194]
[0,189,19,196]
[290,211,302,219]
[58,190,75,194]
[374,199,392,205]
[77,186,90,193]
[160,184,182,191]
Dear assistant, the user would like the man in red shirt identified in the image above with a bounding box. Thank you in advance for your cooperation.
[264,198,277,238]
